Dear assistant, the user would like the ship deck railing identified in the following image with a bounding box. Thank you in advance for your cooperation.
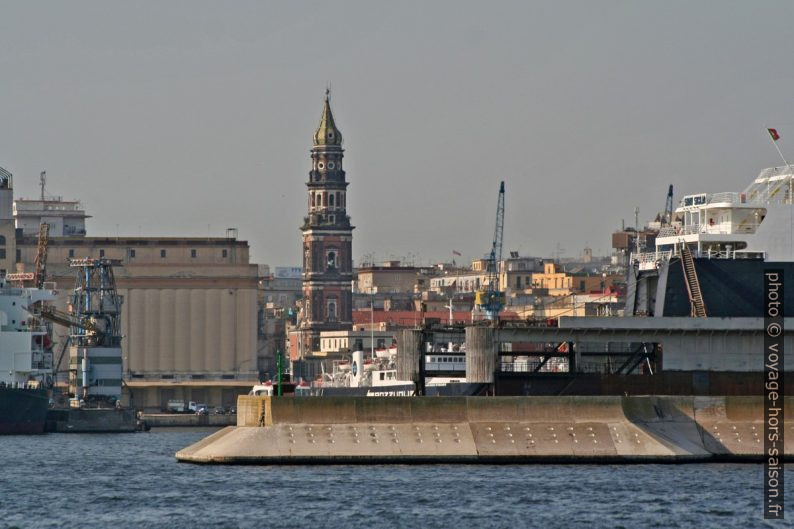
[658,223,761,238]
[631,250,672,270]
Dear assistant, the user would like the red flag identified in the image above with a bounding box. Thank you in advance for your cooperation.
[768,128,781,141]
[452,250,461,256]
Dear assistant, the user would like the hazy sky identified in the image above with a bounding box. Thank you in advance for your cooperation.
[1,1,793,267]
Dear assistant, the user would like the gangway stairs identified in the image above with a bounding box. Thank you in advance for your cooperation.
[680,243,707,317]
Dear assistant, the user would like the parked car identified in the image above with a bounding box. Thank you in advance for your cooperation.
[228,406,237,415]
[195,406,209,416]
[213,407,226,415]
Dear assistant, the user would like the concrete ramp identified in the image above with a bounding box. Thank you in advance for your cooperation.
[175,396,792,464]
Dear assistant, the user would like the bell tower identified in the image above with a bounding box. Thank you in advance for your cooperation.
[299,90,354,354]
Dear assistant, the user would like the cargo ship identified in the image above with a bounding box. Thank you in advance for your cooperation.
[0,277,57,434]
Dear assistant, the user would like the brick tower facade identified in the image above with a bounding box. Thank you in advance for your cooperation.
[299,91,354,354]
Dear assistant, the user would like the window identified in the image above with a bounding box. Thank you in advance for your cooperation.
[99,249,105,258]
[327,300,337,321]
[326,250,337,271]
[0,249,5,259]
[0,235,5,245]
[160,249,166,258]
[222,249,228,258]
[129,249,135,258]
[191,249,197,258]
[68,249,75,258]
[329,194,334,207]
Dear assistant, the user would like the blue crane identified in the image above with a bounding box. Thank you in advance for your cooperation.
[476,181,505,320]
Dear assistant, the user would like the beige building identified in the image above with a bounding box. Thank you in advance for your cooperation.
[429,271,486,294]
[17,236,260,410]
[319,329,394,355]
[528,262,574,296]
[356,262,433,294]
[14,197,89,237]
[500,256,544,293]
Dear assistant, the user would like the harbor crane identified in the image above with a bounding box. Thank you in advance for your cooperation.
[661,184,674,226]
[475,181,506,321]
[6,222,50,287]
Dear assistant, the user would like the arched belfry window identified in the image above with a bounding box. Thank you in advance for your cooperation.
[329,194,335,208]
[327,299,338,321]
[326,250,337,271]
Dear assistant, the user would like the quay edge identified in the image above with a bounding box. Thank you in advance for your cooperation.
[175,395,791,464]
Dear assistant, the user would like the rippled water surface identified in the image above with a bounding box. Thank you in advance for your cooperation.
[0,428,791,528]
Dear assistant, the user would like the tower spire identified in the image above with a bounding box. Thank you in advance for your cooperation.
[314,90,343,146]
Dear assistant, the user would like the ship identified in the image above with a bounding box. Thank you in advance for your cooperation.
[0,276,57,434]
[626,163,794,317]
[306,347,485,396]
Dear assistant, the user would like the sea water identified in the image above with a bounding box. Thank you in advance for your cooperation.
[0,428,791,528]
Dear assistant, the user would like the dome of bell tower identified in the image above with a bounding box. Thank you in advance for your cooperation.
[313,89,343,147]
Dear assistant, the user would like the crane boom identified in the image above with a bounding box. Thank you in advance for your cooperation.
[475,181,506,320]
[34,222,49,289]
[662,185,674,226]
[487,181,505,292]
[37,305,101,334]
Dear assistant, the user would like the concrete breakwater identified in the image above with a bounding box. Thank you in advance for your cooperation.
[176,395,792,464]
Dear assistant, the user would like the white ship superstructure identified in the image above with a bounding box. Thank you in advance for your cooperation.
[636,164,794,270]
[0,278,57,387]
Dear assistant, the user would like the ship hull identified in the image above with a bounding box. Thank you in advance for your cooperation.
[0,386,49,435]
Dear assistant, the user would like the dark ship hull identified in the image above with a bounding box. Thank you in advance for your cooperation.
[0,386,49,434]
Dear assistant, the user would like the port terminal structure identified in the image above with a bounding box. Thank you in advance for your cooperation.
[177,395,792,464]
[178,315,793,463]
[464,317,794,396]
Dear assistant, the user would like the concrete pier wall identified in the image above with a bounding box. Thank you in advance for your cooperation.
[466,327,494,383]
[396,329,422,382]
[176,395,793,464]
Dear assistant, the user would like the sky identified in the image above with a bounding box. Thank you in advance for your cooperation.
[1,1,793,267]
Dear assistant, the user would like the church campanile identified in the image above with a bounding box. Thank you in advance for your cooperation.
[299,90,354,353]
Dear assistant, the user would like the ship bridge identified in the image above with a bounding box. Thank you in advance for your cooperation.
[635,165,794,269]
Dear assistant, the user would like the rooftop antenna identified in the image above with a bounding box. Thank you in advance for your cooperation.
[634,206,640,254]
[40,171,46,202]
